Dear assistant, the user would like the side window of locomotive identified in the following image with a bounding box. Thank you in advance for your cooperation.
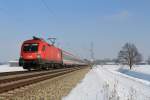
[42,45,46,51]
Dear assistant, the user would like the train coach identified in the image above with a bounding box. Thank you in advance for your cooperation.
[19,36,86,70]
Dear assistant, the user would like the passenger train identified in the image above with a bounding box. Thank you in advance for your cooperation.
[19,36,86,70]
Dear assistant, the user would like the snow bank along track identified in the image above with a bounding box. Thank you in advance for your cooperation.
[0,67,83,94]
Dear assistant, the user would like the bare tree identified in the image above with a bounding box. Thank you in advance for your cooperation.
[118,43,142,69]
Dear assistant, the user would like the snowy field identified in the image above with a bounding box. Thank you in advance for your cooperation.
[63,65,150,100]
[0,64,25,72]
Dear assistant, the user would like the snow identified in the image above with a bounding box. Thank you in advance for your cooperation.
[63,65,150,100]
[115,65,150,85]
[118,68,150,82]
[0,64,25,72]
[63,67,104,100]
[132,65,150,75]
[8,60,18,63]
[118,65,150,76]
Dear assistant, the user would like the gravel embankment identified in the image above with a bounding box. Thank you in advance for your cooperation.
[0,67,90,100]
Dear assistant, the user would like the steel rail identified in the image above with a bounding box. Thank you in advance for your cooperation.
[0,67,81,93]
[0,68,74,84]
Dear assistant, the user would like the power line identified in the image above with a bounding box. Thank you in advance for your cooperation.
[41,0,55,17]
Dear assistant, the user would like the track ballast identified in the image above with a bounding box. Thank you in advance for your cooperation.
[0,67,82,94]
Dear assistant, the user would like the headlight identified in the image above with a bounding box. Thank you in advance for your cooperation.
[37,54,41,59]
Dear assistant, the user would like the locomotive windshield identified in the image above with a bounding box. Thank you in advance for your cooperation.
[23,43,38,52]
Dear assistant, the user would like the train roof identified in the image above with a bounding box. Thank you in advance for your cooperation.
[62,50,83,60]
[24,36,49,45]
[23,36,61,50]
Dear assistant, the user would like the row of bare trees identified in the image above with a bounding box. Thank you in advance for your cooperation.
[93,43,149,70]
[118,43,142,69]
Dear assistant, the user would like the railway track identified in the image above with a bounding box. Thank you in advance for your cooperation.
[0,67,81,94]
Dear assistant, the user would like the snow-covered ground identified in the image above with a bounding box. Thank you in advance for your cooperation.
[0,64,25,72]
[63,65,150,100]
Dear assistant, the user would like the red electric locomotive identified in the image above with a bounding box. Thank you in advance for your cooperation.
[19,36,86,70]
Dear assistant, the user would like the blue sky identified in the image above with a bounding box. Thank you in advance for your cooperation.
[0,0,150,62]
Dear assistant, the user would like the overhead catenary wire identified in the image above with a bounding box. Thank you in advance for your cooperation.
[40,0,55,17]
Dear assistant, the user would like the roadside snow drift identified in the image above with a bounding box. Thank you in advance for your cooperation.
[63,65,150,100]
